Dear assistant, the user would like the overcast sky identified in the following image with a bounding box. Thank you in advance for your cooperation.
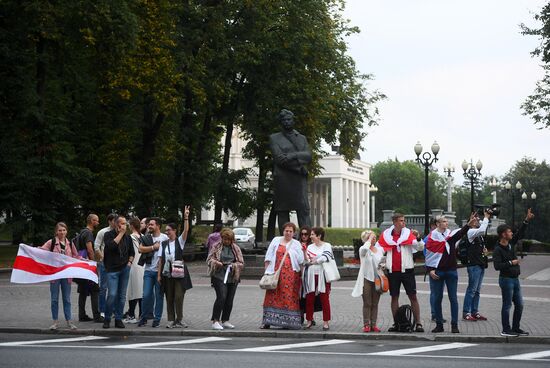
[343,0,550,183]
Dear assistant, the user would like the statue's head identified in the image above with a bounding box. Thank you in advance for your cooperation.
[278,109,295,131]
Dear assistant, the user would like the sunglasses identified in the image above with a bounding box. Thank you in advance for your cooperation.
[300,232,309,236]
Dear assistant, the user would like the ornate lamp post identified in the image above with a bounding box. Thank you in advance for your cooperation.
[462,159,483,212]
[414,141,440,236]
[369,184,378,226]
[504,181,522,230]
[443,163,455,212]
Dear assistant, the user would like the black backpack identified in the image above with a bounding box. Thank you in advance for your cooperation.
[395,304,415,332]
[457,235,469,265]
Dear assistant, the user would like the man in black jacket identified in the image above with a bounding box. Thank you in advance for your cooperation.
[493,208,534,337]
[102,216,135,329]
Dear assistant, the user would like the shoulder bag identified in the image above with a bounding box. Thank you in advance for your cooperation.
[321,249,341,282]
[372,255,389,293]
[259,245,289,290]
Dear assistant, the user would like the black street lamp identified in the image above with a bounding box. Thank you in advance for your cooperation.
[462,159,483,212]
[504,181,522,230]
[414,141,440,236]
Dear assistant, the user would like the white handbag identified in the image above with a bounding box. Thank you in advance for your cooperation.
[259,247,289,290]
[321,250,340,282]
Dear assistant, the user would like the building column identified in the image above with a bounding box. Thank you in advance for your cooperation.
[331,178,344,227]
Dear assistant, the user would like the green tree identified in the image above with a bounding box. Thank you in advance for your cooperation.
[521,3,550,129]
[370,159,446,222]
[498,157,550,242]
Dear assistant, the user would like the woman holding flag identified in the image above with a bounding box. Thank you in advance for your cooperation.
[425,214,476,333]
[40,222,81,330]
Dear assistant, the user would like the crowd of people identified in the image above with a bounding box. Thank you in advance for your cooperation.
[39,208,535,337]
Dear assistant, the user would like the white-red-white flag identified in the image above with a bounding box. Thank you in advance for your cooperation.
[10,244,98,284]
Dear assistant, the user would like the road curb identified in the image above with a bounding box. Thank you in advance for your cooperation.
[1,327,549,345]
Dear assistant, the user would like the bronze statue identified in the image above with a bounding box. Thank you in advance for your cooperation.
[269,109,312,234]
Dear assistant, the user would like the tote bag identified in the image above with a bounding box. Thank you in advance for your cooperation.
[321,250,340,282]
[372,256,389,293]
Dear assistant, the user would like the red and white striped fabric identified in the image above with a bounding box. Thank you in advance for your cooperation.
[376,226,417,253]
[11,244,98,284]
[425,229,460,268]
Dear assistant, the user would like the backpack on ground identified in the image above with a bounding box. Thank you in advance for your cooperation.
[456,234,469,265]
[394,304,415,332]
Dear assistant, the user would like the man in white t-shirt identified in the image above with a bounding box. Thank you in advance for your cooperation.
[93,213,117,317]
[137,217,168,328]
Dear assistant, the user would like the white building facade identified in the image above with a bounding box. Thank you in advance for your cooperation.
[201,128,376,228]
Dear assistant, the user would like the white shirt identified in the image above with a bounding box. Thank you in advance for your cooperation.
[94,226,112,252]
[163,234,186,262]
[145,233,169,272]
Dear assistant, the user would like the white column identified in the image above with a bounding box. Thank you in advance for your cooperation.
[324,184,329,227]
[371,195,376,227]
[331,178,344,227]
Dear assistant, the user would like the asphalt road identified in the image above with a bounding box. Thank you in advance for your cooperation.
[1,333,549,368]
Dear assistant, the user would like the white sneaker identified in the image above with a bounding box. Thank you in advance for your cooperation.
[222,321,235,329]
[66,321,77,330]
[212,321,224,330]
[49,321,58,330]
[166,321,175,329]
[125,317,138,324]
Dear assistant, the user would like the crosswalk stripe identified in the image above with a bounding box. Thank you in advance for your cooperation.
[498,350,550,360]
[107,336,231,349]
[0,336,108,347]
[237,339,354,352]
[369,342,477,356]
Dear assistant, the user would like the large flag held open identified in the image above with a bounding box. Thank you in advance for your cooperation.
[11,244,98,284]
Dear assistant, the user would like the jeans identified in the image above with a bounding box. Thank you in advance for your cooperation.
[429,276,436,319]
[463,265,485,316]
[97,262,107,314]
[499,277,523,332]
[104,266,130,322]
[431,269,458,325]
[141,270,163,322]
[50,279,72,321]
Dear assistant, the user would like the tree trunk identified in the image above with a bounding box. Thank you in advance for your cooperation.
[214,119,234,223]
[255,161,266,243]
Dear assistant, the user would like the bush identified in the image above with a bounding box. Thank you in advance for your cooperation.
[325,228,379,246]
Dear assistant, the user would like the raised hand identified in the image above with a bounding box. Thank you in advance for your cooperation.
[526,208,535,222]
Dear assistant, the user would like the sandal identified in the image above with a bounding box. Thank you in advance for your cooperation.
[415,323,424,333]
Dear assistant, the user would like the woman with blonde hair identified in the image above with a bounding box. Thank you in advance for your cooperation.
[40,222,80,330]
[207,228,244,330]
[352,230,384,332]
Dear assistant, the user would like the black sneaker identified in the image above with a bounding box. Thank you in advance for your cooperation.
[102,320,110,329]
[93,316,105,323]
[415,324,424,333]
[513,328,529,336]
[137,319,147,327]
[431,317,447,323]
[451,324,460,333]
[114,319,125,329]
[431,324,444,333]
[79,315,93,322]
[152,320,160,328]
[388,324,398,332]
[500,330,519,337]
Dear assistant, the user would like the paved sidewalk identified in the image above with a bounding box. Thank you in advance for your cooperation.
[1,255,549,343]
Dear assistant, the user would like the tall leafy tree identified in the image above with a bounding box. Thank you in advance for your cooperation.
[522,3,550,129]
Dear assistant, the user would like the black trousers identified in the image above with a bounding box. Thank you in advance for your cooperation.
[277,210,311,235]
[78,289,100,319]
[211,278,238,322]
